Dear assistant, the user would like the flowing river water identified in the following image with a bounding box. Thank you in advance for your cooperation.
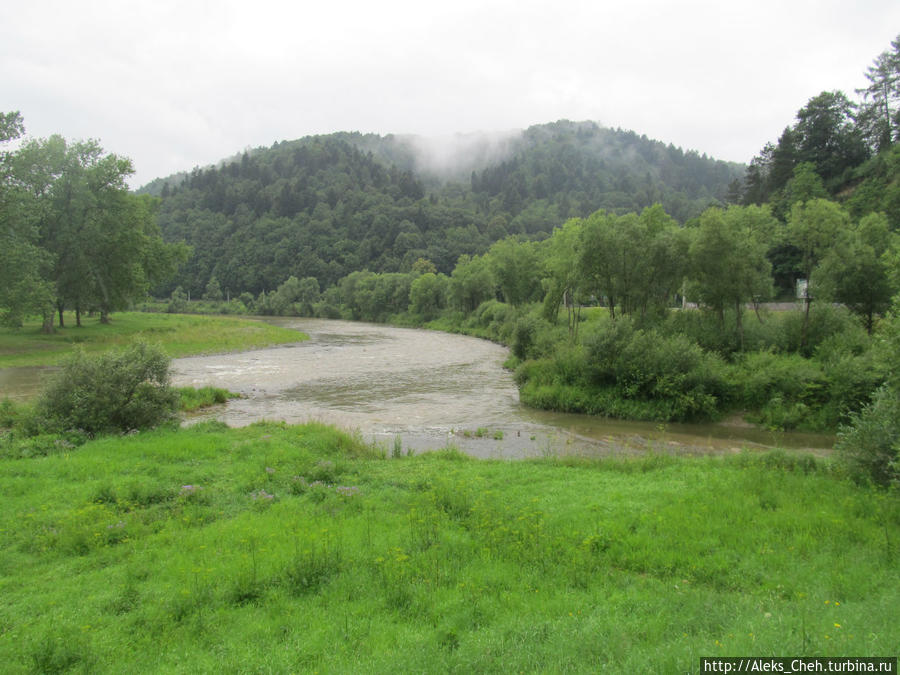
[2,318,834,458]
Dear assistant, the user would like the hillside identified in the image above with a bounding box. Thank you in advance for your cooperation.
[145,121,744,298]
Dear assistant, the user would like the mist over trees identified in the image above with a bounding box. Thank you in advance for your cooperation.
[145,121,742,299]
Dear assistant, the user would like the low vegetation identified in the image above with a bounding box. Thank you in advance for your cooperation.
[177,385,239,412]
[0,421,897,672]
[0,311,304,369]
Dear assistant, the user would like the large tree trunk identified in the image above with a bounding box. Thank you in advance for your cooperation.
[57,302,65,328]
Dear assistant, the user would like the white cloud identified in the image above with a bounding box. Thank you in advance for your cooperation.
[2,0,898,187]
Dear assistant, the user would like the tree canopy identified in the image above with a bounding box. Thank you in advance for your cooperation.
[0,113,188,330]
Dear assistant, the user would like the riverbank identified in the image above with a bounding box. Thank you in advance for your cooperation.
[0,312,306,369]
[0,420,895,672]
[168,318,834,458]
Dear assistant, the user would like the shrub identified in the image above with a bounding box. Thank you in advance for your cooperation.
[577,318,730,421]
[511,315,540,360]
[834,385,900,486]
[34,341,179,435]
[737,351,826,410]
[776,305,861,356]
[166,286,189,314]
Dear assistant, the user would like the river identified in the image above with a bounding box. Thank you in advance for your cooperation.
[0,318,833,458]
[168,318,833,459]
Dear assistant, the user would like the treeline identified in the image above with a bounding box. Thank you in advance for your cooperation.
[171,194,895,432]
[739,36,900,221]
[0,113,187,332]
[147,121,743,299]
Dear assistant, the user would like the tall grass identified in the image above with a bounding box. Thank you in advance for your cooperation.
[0,422,896,672]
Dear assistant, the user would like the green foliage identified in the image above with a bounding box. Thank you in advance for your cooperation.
[812,212,899,333]
[485,237,543,307]
[259,275,321,316]
[1,115,188,329]
[736,352,828,430]
[516,317,730,422]
[203,275,224,302]
[336,270,413,322]
[685,205,774,346]
[0,311,304,369]
[448,254,495,313]
[578,206,688,319]
[834,297,900,485]
[779,305,867,357]
[2,421,896,671]
[582,319,730,421]
[511,315,541,360]
[34,341,179,435]
[0,112,54,327]
[166,285,189,313]
[151,123,741,299]
[408,272,448,320]
[835,385,900,486]
[177,386,236,412]
[856,35,900,153]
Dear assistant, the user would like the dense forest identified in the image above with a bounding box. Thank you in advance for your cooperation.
[143,121,743,297]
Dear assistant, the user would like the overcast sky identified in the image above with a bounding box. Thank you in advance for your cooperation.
[3,0,899,188]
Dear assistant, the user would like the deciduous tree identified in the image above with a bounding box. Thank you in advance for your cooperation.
[813,212,898,333]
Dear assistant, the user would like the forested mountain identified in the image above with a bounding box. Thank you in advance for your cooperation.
[144,121,744,298]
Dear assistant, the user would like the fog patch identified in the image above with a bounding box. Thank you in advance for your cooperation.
[399,129,523,180]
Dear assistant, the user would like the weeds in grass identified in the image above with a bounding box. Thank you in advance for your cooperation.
[28,631,92,674]
[1,424,897,672]
[283,531,343,596]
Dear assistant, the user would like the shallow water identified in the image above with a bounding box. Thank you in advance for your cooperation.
[169,318,834,458]
[0,318,834,457]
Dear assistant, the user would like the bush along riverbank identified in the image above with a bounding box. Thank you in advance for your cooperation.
[0,419,897,672]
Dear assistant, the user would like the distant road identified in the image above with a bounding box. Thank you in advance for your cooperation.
[681,302,805,311]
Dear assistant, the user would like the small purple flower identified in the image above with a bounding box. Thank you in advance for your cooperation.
[265,467,275,475]
[251,489,275,501]
[180,485,201,496]
[335,485,360,497]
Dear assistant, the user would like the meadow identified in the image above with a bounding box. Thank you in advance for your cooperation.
[0,421,896,673]
[0,312,305,369]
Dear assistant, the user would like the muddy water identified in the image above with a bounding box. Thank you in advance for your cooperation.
[0,318,833,458]
[169,318,833,459]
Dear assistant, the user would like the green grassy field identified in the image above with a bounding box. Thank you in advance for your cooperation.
[0,312,305,368]
[0,422,896,673]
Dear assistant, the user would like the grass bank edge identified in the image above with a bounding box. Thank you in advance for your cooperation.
[0,311,307,368]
